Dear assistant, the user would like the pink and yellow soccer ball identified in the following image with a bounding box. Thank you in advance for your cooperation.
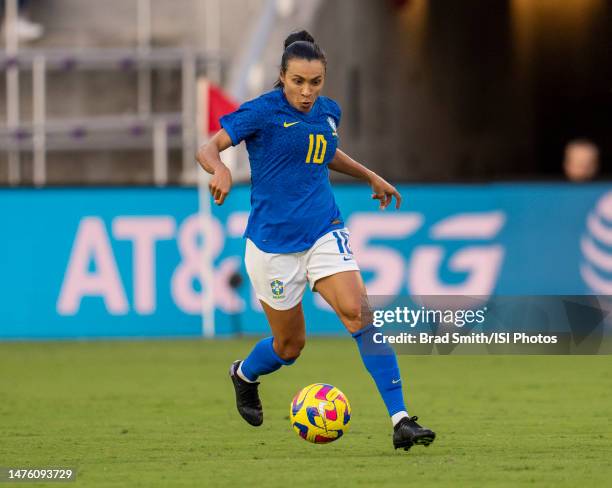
[289,383,351,444]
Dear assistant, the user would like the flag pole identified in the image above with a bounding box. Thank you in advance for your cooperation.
[197,77,216,338]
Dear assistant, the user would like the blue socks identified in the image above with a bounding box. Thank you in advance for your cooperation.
[239,337,295,382]
[238,328,408,424]
[352,324,408,418]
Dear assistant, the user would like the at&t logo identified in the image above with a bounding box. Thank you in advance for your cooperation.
[580,191,612,294]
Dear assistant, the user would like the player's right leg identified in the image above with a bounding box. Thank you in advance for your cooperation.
[229,302,305,426]
[229,239,307,426]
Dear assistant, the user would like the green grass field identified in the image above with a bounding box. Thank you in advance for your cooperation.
[1,338,611,487]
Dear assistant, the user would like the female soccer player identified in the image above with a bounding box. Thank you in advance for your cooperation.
[196,30,435,451]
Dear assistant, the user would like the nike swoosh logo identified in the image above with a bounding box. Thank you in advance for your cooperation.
[343,256,352,261]
[392,379,401,384]
[283,121,300,128]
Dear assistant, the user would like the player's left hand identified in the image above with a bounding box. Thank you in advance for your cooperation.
[370,175,402,210]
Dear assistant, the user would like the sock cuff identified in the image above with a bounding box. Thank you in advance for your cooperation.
[351,323,376,339]
[265,337,296,366]
[239,361,257,382]
[237,361,257,383]
[391,411,409,426]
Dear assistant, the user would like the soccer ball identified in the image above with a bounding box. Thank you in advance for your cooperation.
[289,383,351,444]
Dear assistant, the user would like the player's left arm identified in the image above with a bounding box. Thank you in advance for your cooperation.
[328,148,402,210]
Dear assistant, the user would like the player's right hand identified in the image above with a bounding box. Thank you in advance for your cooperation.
[209,165,232,205]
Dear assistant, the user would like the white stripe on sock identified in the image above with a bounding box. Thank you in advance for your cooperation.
[391,411,409,427]
[237,362,256,383]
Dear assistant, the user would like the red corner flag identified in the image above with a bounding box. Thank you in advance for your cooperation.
[198,78,239,136]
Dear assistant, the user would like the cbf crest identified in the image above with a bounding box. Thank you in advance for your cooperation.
[270,279,285,299]
[327,116,338,137]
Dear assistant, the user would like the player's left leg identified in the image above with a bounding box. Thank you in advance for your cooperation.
[314,270,436,450]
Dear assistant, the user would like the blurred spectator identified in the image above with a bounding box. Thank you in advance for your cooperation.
[1,0,43,42]
[563,139,600,183]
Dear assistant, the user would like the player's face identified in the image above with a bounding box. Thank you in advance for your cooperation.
[280,58,325,113]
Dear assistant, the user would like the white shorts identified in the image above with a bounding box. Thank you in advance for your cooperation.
[245,228,361,310]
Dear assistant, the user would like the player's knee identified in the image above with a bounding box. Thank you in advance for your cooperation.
[275,336,305,361]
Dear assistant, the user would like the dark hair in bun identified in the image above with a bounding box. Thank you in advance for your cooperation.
[283,29,315,49]
[274,30,326,88]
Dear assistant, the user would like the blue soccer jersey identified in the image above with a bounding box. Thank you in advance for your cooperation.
[220,88,344,253]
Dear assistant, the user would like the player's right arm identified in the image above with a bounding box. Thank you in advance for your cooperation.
[196,129,233,205]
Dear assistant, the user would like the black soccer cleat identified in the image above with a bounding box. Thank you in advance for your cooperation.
[393,416,436,451]
[229,360,263,427]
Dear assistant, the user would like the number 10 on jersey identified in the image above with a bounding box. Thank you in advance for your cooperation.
[306,134,327,164]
